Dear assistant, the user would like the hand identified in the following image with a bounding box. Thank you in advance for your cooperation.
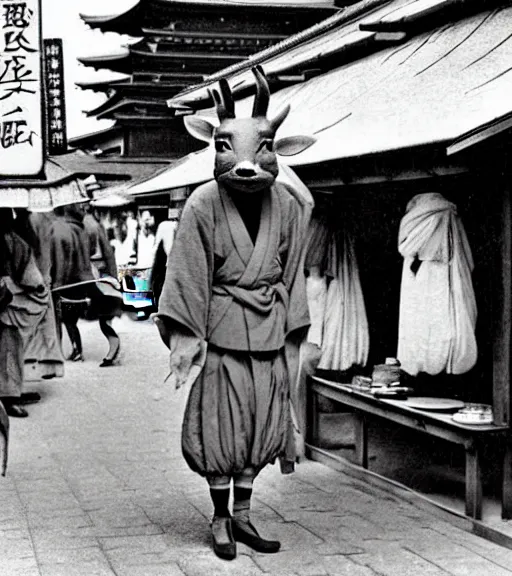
[169,333,207,390]
[184,339,207,390]
[153,315,171,348]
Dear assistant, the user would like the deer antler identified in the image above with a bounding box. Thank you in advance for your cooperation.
[209,78,235,122]
[252,66,270,118]
[219,78,235,118]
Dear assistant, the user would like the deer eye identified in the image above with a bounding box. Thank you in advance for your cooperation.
[258,140,273,152]
[215,140,231,152]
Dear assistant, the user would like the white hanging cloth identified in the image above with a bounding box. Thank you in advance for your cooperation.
[317,230,369,371]
[397,193,477,376]
[303,213,330,348]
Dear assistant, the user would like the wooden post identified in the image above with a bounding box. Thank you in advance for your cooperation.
[492,182,512,518]
[503,436,512,519]
[465,443,482,520]
[306,376,319,447]
[354,413,369,469]
[493,184,511,427]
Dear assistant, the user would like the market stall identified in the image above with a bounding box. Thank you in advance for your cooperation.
[126,0,512,525]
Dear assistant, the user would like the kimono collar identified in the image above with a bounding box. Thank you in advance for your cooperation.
[219,185,273,269]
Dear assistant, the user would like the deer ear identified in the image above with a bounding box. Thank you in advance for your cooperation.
[184,115,216,143]
[274,135,316,157]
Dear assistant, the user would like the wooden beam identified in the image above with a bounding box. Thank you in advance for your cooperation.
[143,28,287,41]
[298,163,469,188]
[447,114,512,156]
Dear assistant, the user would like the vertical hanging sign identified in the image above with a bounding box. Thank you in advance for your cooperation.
[0,0,43,176]
[43,38,66,155]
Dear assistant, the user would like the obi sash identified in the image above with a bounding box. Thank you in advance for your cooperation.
[207,186,288,352]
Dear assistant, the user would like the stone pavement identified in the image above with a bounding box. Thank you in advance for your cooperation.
[4,316,512,576]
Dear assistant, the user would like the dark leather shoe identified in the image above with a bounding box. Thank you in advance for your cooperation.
[19,392,41,405]
[67,349,84,362]
[232,519,280,553]
[5,404,28,418]
[211,516,236,561]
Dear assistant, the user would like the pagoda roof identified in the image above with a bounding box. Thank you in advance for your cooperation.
[80,0,337,20]
[78,46,130,64]
[142,28,288,42]
[82,0,338,35]
[131,46,246,63]
[80,0,139,23]
[94,98,175,120]
[166,3,366,107]
[85,93,125,117]
[147,0,337,10]
[80,0,143,35]
[68,126,123,149]
[77,49,132,74]
[115,80,192,94]
[75,72,132,91]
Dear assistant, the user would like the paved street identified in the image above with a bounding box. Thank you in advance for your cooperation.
[4,316,512,576]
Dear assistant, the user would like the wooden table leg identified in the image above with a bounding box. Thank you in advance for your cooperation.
[306,376,319,447]
[502,436,512,519]
[354,413,368,469]
[465,443,482,520]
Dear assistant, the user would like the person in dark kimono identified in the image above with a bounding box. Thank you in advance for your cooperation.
[23,211,65,381]
[154,68,315,560]
[0,210,49,417]
[83,205,118,280]
[50,203,122,367]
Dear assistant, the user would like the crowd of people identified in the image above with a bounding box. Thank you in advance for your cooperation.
[0,200,166,419]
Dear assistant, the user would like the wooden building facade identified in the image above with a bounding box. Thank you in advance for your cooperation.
[126,0,512,531]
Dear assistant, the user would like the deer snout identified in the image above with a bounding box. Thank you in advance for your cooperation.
[234,161,258,178]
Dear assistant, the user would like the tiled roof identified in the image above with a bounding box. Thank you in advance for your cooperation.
[128,0,512,193]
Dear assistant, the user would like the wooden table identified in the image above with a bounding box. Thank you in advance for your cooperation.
[307,376,510,520]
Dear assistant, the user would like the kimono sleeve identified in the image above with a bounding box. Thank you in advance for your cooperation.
[155,194,214,340]
[281,186,312,339]
[49,226,68,289]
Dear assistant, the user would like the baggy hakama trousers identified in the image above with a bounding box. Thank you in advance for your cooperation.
[182,345,292,478]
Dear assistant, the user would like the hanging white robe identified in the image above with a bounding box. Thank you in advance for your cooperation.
[318,231,369,372]
[397,193,477,376]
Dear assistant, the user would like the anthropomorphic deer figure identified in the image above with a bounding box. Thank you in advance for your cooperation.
[154,67,315,561]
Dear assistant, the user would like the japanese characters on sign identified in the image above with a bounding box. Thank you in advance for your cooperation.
[43,38,67,155]
[0,0,43,176]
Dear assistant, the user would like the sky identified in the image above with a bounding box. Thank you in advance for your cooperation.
[41,0,137,139]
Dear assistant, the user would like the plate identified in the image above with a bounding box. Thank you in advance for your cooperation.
[403,397,465,411]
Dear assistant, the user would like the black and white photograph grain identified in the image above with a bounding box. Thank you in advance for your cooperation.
[1,0,512,574]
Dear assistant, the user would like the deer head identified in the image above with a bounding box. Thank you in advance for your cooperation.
[184,67,316,194]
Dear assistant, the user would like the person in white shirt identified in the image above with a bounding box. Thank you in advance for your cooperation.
[135,210,156,269]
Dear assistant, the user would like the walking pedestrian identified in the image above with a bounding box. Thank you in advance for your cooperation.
[154,68,315,560]
[50,203,122,367]
[24,211,65,381]
[0,210,49,417]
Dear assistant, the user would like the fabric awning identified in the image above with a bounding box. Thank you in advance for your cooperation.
[0,181,88,212]
[129,4,512,194]
[0,158,91,211]
[52,152,173,182]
